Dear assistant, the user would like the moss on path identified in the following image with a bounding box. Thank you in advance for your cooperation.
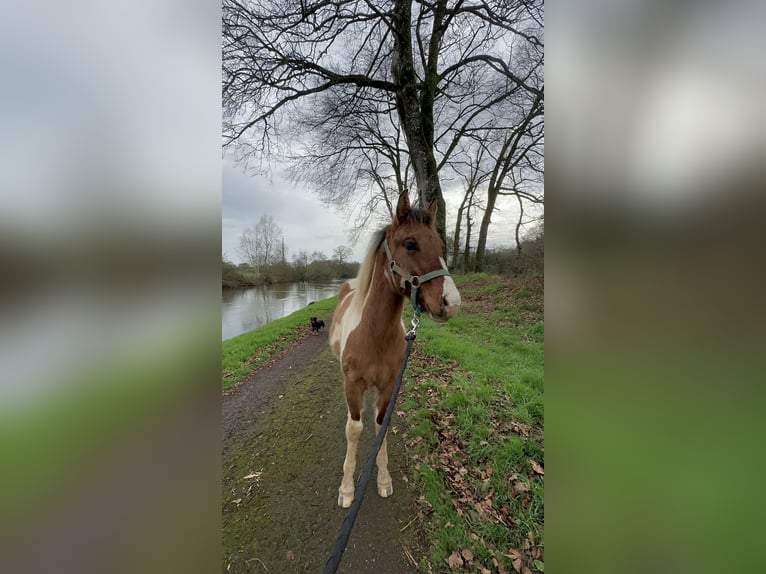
[222,333,422,573]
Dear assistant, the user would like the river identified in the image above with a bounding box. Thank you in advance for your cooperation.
[221,279,345,340]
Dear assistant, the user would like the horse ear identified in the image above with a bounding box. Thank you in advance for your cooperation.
[426,199,438,218]
[395,191,410,224]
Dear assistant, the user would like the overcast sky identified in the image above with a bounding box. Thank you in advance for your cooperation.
[222,156,369,264]
[223,156,542,266]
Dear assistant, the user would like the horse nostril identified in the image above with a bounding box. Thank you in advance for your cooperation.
[441,295,448,309]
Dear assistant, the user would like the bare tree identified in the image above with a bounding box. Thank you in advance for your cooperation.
[280,236,288,264]
[238,229,258,268]
[463,202,475,273]
[449,141,489,269]
[257,215,284,266]
[514,191,525,258]
[287,92,411,234]
[223,0,543,249]
[474,93,544,271]
[293,249,310,281]
[332,245,353,265]
[310,250,326,262]
[238,214,285,271]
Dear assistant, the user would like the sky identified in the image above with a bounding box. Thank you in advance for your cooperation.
[222,157,367,264]
[222,156,543,266]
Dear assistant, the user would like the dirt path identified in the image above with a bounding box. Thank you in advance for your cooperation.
[222,325,423,573]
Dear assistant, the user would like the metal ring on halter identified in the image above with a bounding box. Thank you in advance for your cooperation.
[405,313,420,339]
[382,237,451,315]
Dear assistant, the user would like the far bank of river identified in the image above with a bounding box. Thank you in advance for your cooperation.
[222,279,344,340]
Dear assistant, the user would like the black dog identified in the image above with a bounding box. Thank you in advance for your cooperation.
[310,317,325,333]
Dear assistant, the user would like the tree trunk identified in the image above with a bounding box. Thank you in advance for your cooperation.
[474,187,497,272]
[475,94,543,272]
[451,205,464,270]
[463,208,473,273]
[515,192,524,258]
[392,0,447,245]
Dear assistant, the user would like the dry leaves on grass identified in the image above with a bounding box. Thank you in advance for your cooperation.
[403,313,545,573]
[445,548,477,570]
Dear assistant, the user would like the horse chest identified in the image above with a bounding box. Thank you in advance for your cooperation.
[341,336,404,384]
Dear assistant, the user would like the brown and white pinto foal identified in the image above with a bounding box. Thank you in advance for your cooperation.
[329,192,461,508]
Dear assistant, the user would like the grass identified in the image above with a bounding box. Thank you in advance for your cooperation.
[221,296,338,390]
[399,272,545,573]
[220,272,544,572]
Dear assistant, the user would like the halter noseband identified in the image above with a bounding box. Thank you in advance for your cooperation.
[382,238,451,315]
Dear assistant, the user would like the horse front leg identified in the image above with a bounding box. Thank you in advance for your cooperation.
[339,384,363,508]
[374,392,393,498]
[338,414,363,508]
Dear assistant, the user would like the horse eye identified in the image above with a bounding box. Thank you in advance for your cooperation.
[404,240,418,251]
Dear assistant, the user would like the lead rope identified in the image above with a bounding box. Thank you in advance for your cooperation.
[323,311,421,574]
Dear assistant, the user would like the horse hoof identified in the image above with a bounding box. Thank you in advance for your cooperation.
[377,483,393,498]
[338,492,353,508]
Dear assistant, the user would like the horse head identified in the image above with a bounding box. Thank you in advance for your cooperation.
[385,192,461,322]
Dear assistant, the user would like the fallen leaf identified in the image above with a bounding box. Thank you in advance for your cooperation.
[478,567,491,574]
[513,481,530,495]
[513,557,522,572]
[286,550,294,560]
[493,557,509,574]
[446,550,463,568]
[530,460,544,476]
[232,498,242,505]
[533,559,545,571]
[460,548,474,561]
[243,472,261,480]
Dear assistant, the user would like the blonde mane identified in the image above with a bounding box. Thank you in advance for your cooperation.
[349,228,387,316]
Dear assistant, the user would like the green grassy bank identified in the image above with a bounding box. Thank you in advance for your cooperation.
[222,296,338,390]
[400,273,544,572]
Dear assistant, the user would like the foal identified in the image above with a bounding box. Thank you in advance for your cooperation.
[329,192,461,508]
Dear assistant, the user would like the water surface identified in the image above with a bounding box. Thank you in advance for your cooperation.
[222,279,344,340]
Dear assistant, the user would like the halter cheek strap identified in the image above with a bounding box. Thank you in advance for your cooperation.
[382,238,451,314]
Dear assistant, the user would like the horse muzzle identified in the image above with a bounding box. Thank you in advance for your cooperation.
[426,293,460,323]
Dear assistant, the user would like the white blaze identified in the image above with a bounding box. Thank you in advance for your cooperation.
[439,258,461,308]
